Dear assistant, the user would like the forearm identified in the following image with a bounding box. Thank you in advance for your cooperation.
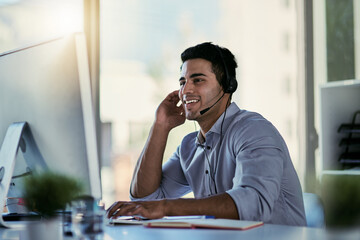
[107,193,239,220]
[164,193,239,219]
[130,123,170,198]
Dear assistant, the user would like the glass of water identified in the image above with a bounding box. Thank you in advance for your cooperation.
[71,196,104,240]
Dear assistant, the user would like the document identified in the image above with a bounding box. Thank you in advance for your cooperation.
[109,215,213,225]
[109,216,145,225]
[110,216,263,230]
[144,218,263,230]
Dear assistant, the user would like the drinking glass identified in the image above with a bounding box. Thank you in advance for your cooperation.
[71,197,104,240]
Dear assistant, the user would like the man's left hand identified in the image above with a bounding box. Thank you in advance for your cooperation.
[106,200,166,219]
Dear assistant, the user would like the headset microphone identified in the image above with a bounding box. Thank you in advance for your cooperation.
[199,92,225,115]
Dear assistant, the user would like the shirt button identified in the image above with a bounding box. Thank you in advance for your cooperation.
[206,146,211,150]
[205,170,209,174]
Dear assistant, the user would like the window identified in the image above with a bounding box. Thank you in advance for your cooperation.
[100,0,301,204]
[0,0,83,53]
[326,0,355,82]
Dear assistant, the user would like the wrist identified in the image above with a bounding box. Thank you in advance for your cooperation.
[153,121,172,133]
[162,199,170,216]
[162,198,186,216]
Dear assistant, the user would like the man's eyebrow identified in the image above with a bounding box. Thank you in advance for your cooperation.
[179,73,206,81]
[190,73,206,78]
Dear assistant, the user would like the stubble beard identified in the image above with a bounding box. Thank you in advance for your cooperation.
[185,110,199,121]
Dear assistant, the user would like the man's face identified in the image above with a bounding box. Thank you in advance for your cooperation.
[178,58,223,120]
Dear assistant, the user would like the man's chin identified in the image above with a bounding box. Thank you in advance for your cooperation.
[185,112,199,121]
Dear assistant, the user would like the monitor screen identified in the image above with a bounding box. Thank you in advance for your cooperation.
[0,33,102,213]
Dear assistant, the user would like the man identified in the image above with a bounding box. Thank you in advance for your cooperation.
[107,42,306,226]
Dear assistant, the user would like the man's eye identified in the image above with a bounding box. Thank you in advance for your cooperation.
[194,78,202,83]
[179,81,185,86]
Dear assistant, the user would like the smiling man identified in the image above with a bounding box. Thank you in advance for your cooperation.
[107,42,307,226]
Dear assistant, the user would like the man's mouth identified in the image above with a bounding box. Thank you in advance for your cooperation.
[184,99,199,104]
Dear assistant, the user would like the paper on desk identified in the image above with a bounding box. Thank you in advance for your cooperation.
[109,216,145,225]
[144,218,263,230]
[110,215,213,225]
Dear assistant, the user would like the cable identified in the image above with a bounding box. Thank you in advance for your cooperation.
[195,95,231,195]
[194,122,217,195]
[213,95,231,177]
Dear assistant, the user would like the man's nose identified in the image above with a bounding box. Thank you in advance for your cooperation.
[181,81,194,94]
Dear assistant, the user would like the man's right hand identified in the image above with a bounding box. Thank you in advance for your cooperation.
[155,90,185,131]
[130,90,185,198]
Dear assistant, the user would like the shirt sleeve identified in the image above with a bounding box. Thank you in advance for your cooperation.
[226,121,284,222]
[130,146,191,201]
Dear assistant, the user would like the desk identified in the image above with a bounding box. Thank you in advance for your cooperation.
[0,222,360,240]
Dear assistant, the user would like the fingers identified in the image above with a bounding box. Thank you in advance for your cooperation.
[158,91,183,116]
[168,90,179,98]
[107,201,127,218]
[165,90,181,103]
[106,201,121,218]
[168,91,184,113]
[106,201,143,219]
[106,200,166,220]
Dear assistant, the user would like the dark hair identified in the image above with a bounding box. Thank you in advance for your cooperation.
[180,42,238,91]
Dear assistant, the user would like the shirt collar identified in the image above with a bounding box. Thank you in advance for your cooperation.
[206,102,240,135]
[195,131,205,146]
[194,102,241,145]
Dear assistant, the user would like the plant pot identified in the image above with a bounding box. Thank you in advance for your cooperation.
[25,217,62,240]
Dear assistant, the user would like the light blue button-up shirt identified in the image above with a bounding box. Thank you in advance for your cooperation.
[131,102,306,226]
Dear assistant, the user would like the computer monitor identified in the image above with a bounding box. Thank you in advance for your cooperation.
[0,33,102,225]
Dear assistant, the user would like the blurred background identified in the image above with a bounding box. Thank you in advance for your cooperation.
[1,0,359,208]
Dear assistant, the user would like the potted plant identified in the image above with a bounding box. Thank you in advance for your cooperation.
[321,174,360,229]
[22,171,83,240]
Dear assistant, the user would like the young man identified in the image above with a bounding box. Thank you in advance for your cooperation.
[107,43,306,226]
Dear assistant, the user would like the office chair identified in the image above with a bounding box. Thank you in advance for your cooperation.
[303,192,325,228]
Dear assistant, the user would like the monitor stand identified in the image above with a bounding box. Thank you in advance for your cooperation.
[0,122,47,228]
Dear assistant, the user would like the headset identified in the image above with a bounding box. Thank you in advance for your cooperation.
[214,45,238,94]
[199,45,238,115]
[195,45,238,194]
[197,45,237,194]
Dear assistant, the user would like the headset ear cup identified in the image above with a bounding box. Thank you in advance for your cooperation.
[214,45,237,94]
[225,77,238,93]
